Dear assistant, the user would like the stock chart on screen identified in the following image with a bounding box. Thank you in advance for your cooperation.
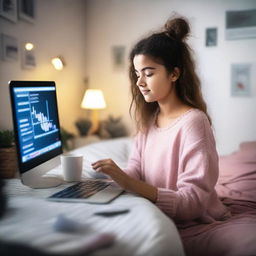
[13,86,61,163]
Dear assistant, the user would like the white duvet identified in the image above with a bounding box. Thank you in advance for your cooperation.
[0,137,185,256]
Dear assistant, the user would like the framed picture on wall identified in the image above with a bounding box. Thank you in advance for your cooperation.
[206,28,217,47]
[231,64,251,97]
[226,9,256,40]
[18,0,35,23]
[0,0,18,23]
[1,33,18,61]
[112,45,125,71]
[21,42,36,69]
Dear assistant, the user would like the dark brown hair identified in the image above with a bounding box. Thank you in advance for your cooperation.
[129,17,211,132]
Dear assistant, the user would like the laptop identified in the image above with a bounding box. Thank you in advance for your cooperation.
[9,80,123,203]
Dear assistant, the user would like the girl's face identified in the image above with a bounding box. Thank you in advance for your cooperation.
[133,54,178,103]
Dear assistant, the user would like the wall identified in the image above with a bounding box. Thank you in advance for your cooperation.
[1,0,255,155]
[83,0,256,155]
[0,0,87,134]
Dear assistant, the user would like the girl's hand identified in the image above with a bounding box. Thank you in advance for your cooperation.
[92,159,157,202]
[91,159,131,189]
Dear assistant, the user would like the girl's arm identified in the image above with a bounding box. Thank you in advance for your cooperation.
[91,159,157,202]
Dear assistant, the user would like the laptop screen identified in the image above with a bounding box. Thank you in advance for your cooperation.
[9,81,63,174]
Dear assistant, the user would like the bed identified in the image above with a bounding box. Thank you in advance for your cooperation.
[1,137,256,256]
[180,141,256,256]
[0,137,185,256]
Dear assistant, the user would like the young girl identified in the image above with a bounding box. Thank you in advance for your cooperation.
[92,17,230,223]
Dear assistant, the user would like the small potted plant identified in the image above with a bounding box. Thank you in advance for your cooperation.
[60,127,75,151]
[0,129,17,178]
[98,115,128,139]
[75,119,92,137]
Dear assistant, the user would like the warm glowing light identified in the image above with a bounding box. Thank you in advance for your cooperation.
[81,89,106,109]
[51,57,64,70]
[25,43,34,51]
[81,89,106,134]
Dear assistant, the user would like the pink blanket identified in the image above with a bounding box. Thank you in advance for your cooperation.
[179,142,256,256]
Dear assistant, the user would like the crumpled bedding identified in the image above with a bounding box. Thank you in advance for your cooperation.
[2,137,255,256]
[180,141,256,256]
[0,138,185,256]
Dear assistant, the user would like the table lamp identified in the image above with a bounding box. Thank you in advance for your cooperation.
[81,89,106,134]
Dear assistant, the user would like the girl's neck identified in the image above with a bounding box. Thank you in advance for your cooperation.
[156,99,192,129]
[157,91,189,119]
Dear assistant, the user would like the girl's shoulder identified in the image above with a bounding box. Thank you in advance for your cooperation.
[184,108,209,124]
[164,108,209,132]
[181,108,213,141]
[135,108,210,137]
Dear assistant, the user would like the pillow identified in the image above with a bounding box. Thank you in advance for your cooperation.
[238,141,256,161]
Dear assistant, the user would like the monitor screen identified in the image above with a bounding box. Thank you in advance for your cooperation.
[9,81,63,174]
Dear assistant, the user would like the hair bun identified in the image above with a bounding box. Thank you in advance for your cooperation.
[164,17,190,41]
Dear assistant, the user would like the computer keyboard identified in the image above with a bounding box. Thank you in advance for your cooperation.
[49,180,110,199]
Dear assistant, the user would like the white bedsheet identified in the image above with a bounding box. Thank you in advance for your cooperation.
[0,138,185,256]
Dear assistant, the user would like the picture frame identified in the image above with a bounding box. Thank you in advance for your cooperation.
[21,42,36,69]
[231,63,251,97]
[206,27,217,47]
[0,0,18,23]
[226,9,256,40]
[112,45,125,71]
[18,0,35,23]
[1,33,18,61]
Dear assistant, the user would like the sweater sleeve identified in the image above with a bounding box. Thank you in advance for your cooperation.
[155,116,219,221]
[122,134,142,180]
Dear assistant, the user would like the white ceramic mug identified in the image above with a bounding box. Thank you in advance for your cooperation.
[61,154,83,182]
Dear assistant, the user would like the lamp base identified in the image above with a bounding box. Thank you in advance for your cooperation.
[89,109,99,134]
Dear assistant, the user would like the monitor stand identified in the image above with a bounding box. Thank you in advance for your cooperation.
[20,156,64,189]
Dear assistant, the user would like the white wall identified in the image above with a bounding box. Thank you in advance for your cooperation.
[0,0,87,134]
[83,0,256,155]
[1,0,255,155]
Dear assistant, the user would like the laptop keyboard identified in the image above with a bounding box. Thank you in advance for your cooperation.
[49,180,110,199]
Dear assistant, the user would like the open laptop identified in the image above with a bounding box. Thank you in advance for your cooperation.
[9,81,123,203]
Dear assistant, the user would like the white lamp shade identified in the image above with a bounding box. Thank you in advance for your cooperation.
[81,89,106,109]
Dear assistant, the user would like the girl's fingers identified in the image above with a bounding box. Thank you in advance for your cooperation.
[91,159,113,166]
[92,162,112,169]
[92,163,116,173]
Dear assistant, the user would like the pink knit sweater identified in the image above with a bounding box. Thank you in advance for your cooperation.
[124,109,229,222]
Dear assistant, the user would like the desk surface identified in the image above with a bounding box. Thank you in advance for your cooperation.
[0,179,185,256]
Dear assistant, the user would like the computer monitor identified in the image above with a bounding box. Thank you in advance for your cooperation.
[9,81,63,188]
